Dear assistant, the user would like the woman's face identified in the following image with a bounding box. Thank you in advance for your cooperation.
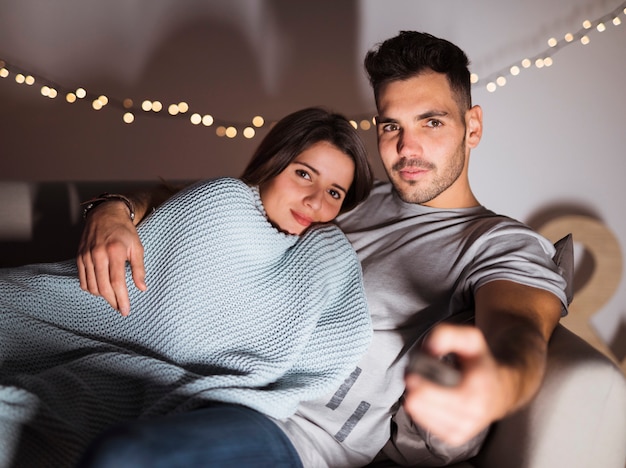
[259,141,355,235]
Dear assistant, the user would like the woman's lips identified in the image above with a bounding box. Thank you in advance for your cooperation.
[291,209,313,228]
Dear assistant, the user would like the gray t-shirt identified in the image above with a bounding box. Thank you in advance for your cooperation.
[273,181,568,467]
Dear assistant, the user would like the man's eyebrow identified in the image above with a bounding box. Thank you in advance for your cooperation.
[375,111,449,125]
[416,110,449,120]
[295,161,348,194]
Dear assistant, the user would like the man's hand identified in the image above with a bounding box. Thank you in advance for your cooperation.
[404,281,561,447]
[403,324,512,446]
[77,201,146,316]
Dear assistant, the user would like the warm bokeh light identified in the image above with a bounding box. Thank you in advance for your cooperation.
[225,126,237,138]
[252,115,264,127]
[243,127,255,138]
[190,113,202,125]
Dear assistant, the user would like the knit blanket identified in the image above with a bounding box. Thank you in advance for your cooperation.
[0,177,371,468]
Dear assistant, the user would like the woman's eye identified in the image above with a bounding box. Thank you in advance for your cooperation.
[295,169,311,180]
[328,189,342,200]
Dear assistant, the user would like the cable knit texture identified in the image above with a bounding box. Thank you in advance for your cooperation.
[0,177,371,468]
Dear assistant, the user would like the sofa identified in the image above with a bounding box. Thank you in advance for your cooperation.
[1,181,626,468]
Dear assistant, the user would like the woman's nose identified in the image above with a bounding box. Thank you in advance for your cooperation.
[304,190,323,211]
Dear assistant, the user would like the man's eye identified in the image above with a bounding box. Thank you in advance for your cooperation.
[381,123,399,132]
[295,169,311,180]
[426,119,442,128]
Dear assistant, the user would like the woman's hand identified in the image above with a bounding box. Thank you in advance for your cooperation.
[77,201,146,316]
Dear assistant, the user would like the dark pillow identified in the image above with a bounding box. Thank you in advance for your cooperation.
[552,234,574,311]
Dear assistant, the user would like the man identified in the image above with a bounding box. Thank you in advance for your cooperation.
[77,32,567,467]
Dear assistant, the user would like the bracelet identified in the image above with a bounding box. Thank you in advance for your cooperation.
[82,193,135,221]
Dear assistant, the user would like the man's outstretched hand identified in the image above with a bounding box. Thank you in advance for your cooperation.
[403,324,512,446]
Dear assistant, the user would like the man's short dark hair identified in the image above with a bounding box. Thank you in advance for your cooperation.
[364,31,472,113]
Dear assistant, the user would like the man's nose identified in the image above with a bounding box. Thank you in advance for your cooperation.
[398,129,422,157]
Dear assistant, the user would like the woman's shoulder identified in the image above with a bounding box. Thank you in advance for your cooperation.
[192,177,250,194]
[177,177,254,204]
[300,223,359,263]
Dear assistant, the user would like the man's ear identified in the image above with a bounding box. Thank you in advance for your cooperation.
[466,105,483,148]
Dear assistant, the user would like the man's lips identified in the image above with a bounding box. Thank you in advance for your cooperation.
[291,210,313,228]
[394,159,433,181]
[398,167,428,180]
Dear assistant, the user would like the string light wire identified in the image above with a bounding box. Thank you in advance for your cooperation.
[1,1,624,138]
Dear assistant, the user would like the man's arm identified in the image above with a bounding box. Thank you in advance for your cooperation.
[403,279,562,446]
[77,184,180,316]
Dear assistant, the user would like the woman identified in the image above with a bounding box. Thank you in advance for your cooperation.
[0,107,373,468]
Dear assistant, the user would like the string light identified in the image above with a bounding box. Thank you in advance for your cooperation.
[0,2,624,137]
[472,1,625,93]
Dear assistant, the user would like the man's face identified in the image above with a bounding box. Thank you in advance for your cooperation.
[375,71,476,208]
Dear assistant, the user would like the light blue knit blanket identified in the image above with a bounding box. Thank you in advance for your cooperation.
[0,177,371,468]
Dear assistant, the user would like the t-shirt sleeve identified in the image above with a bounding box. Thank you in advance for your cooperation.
[459,223,569,315]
